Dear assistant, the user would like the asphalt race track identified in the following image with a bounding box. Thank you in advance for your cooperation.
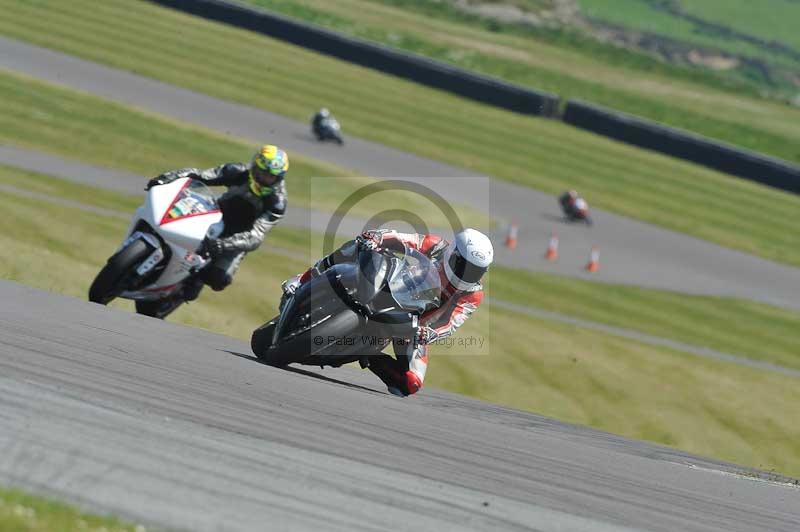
[3,36,800,310]
[1,281,798,531]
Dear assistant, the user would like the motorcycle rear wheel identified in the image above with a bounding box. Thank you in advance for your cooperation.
[88,240,150,305]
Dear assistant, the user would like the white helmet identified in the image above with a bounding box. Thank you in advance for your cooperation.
[443,229,494,290]
[319,108,330,117]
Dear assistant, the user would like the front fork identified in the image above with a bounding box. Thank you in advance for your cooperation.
[119,231,164,277]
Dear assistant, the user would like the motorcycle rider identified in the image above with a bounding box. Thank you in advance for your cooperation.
[142,145,289,317]
[311,108,332,137]
[280,228,493,396]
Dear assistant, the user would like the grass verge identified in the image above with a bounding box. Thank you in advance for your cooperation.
[1,1,800,267]
[488,266,800,371]
[0,486,140,532]
[2,167,800,478]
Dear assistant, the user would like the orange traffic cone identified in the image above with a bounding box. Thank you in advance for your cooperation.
[544,230,559,261]
[505,222,519,250]
[585,247,600,272]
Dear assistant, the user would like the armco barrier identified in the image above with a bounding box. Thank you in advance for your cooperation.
[563,100,800,193]
[150,0,560,117]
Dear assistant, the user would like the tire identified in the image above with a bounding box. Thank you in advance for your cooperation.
[254,308,361,367]
[251,318,277,360]
[89,240,150,305]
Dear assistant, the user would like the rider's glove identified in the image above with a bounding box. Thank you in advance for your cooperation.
[145,177,166,190]
[145,172,179,191]
[203,237,226,259]
[281,275,302,296]
[415,326,438,346]
[356,229,390,251]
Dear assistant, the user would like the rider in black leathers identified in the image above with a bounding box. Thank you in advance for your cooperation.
[311,108,331,139]
[143,145,288,316]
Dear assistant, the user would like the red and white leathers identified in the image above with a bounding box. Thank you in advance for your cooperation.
[559,190,589,217]
[283,230,484,397]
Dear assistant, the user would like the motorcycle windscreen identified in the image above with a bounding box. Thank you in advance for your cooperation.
[387,247,441,313]
[160,180,219,225]
[356,248,391,305]
[157,180,222,250]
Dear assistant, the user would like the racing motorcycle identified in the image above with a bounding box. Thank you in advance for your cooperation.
[251,243,441,367]
[88,177,222,317]
[559,194,593,225]
[313,117,344,145]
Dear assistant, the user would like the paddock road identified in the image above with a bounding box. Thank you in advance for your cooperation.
[3,36,800,310]
[1,281,798,531]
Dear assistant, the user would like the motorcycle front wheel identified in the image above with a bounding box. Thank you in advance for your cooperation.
[252,308,362,367]
[88,240,150,305]
[251,318,277,361]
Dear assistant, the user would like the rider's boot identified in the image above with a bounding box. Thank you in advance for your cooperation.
[367,354,410,397]
[182,275,205,302]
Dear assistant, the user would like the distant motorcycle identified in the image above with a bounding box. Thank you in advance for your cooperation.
[559,193,592,225]
[313,117,344,145]
[251,243,440,367]
[88,177,222,317]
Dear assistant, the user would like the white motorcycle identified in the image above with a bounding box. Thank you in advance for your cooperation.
[88,177,223,318]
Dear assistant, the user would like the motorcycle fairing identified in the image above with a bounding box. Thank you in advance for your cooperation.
[272,248,430,352]
[118,178,222,299]
[274,264,364,348]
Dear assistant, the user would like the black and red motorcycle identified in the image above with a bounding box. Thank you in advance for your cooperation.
[251,243,441,367]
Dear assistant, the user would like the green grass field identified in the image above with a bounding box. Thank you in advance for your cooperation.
[0,486,139,532]
[3,6,800,268]
[579,0,800,66]
[238,0,800,162]
[682,0,800,51]
[489,266,800,371]
[3,165,800,477]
